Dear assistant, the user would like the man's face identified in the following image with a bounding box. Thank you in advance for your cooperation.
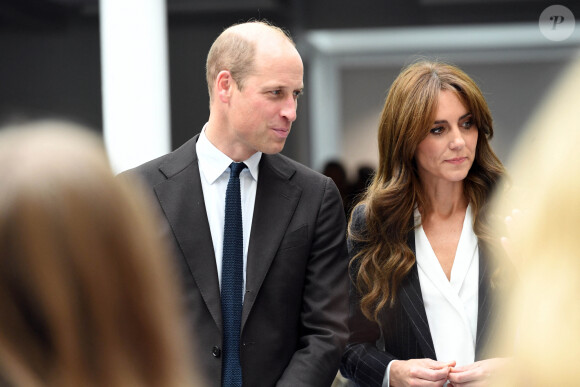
[225,39,304,160]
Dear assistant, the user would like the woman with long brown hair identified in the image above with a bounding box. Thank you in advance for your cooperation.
[340,61,512,387]
[0,120,202,387]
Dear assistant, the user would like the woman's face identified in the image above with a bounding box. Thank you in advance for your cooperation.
[415,90,478,188]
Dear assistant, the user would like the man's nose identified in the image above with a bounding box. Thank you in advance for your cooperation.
[281,96,297,122]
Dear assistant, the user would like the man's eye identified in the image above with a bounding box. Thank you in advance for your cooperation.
[271,90,281,96]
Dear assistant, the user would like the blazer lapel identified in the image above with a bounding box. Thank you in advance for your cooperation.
[241,154,302,329]
[399,228,437,359]
[399,226,496,361]
[154,136,222,329]
[475,244,493,360]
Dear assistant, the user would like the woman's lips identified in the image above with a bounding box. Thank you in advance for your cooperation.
[445,157,467,164]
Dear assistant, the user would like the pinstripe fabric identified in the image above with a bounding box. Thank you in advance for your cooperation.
[340,206,508,387]
[475,244,499,360]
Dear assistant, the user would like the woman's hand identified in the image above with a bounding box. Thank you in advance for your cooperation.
[447,357,510,387]
[390,358,455,386]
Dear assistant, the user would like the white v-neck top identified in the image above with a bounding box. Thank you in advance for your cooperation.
[414,204,479,367]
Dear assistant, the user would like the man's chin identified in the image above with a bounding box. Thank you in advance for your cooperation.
[262,142,286,155]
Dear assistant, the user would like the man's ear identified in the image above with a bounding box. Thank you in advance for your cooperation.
[216,70,234,103]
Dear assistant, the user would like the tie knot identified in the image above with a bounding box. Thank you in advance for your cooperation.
[229,162,246,178]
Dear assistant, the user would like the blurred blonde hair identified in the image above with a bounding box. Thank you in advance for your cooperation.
[490,55,580,386]
[0,120,200,386]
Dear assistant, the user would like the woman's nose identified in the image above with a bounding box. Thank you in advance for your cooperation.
[449,127,465,149]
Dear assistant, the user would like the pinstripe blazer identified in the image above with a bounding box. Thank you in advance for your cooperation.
[340,205,507,387]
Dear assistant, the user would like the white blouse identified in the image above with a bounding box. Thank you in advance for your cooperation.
[414,204,479,367]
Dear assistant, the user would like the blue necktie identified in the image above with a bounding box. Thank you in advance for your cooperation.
[221,162,246,387]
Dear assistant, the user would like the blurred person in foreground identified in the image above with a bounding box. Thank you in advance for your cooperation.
[488,56,580,387]
[123,20,349,387]
[0,120,200,387]
[340,61,514,387]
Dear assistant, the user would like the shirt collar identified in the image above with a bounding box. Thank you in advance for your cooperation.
[197,124,262,184]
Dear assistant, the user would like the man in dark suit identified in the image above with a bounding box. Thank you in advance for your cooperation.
[124,21,349,386]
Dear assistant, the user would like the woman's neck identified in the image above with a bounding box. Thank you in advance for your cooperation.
[420,180,468,219]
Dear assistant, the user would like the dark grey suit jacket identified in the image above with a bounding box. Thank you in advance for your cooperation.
[340,205,510,387]
[124,135,349,387]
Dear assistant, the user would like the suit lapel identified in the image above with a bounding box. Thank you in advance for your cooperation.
[154,136,223,329]
[399,269,437,359]
[399,228,437,359]
[242,154,302,329]
[399,226,496,360]
[475,244,493,359]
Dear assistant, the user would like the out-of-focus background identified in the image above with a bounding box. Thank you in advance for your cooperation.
[1,0,579,181]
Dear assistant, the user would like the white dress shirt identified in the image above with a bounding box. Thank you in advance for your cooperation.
[383,204,479,387]
[196,125,261,297]
[415,204,479,368]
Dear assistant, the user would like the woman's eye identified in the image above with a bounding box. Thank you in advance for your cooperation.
[462,120,473,129]
[430,127,444,135]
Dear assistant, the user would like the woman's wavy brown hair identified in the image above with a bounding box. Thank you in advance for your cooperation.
[350,61,506,322]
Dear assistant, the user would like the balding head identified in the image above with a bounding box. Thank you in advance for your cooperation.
[205,20,296,104]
